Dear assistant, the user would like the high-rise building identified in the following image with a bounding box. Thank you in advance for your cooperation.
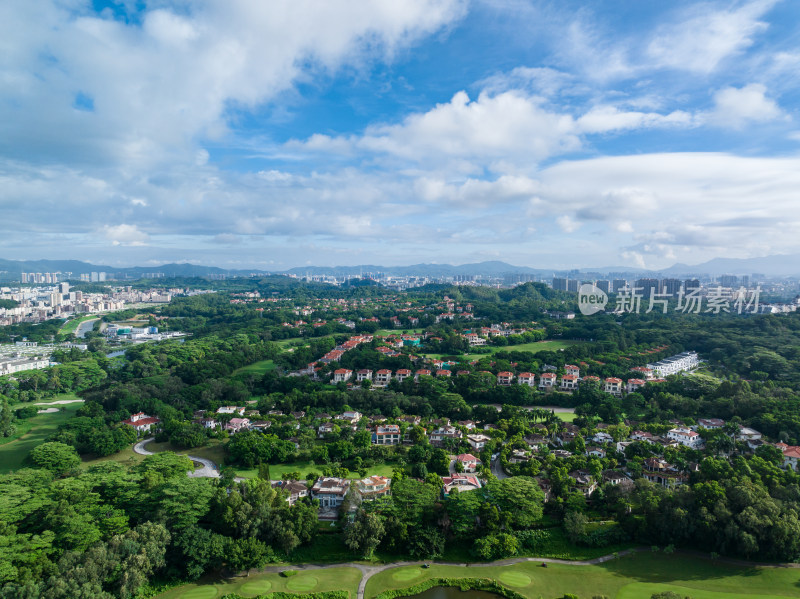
[552,277,568,291]
[596,280,611,294]
[739,275,750,288]
[684,279,700,292]
[567,279,579,293]
[661,278,682,297]
[21,273,28,283]
[719,275,738,288]
[612,279,627,293]
[59,282,70,294]
[636,278,660,298]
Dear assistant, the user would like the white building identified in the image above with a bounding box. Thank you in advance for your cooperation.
[647,351,700,377]
[667,427,703,449]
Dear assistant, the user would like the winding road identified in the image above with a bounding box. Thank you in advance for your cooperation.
[246,550,644,599]
[133,438,221,478]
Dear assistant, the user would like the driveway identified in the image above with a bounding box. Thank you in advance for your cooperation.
[133,438,247,481]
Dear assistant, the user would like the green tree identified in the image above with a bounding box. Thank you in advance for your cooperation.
[344,510,385,558]
[29,442,80,475]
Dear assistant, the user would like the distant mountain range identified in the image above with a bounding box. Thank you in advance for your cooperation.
[1,253,799,281]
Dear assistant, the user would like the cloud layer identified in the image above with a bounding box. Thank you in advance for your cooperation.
[0,0,797,269]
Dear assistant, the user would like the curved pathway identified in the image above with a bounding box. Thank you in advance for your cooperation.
[242,547,800,599]
[133,438,221,478]
[244,549,643,599]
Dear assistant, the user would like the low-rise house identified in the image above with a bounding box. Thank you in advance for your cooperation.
[291,411,306,419]
[456,453,481,472]
[626,378,646,393]
[592,431,613,444]
[415,369,432,380]
[604,377,623,396]
[552,449,572,459]
[776,443,800,470]
[497,371,514,385]
[643,457,688,487]
[272,480,309,505]
[539,372,556,389]
[395,368,412,382]
[357,476,391,500]
[467,433,491,450]
[250,420,271,431]
[436,369,451,378]
[333,368,352,383]
[697,418,725,430]
[524,434,547,449]
[375,369,392,386]
[630,366,654,380]
[569,469,597,497]
[311,477,351,509]
[336,411,362,425]
[458,420,477,430]
[586,446,606,458]
[560,374,579,391]
[373,424,402,445]
[199,418,219,429]
[601,470,629,486]
[565,364,580,377]
[631,430,655,443]
[668,427,703,449]
[442,474,481,497]
[217,406,245,415]
[509,449,532,463]
[399,415,421,426]
[356,369,373,382]
[318,422,335,437]
[121,412,160,434]
[225,418,251,434]
[430,426,463,445]
[517,372,536,387]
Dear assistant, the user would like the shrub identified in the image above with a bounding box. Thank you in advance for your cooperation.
[280,569,298,577]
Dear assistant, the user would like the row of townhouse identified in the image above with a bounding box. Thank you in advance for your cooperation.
[647,351,700,377]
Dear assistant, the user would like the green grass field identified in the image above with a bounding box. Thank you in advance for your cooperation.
[427,340,583,361]
[233,359,276,377]
[0,402,83,473]
[156,566,362,599]
[235,459,396,481]
[58,315,98,336]
[364,552,800,599]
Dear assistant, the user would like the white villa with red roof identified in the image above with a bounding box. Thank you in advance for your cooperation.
[456,453,481,472]
[121,412,160,434]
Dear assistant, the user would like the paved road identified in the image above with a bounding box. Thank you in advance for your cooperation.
[246,549,644,599]
[75,318,100,338]
[133,438,220,478]
[491,456,509,479]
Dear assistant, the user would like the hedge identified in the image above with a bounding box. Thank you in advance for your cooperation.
[373,577,527,599]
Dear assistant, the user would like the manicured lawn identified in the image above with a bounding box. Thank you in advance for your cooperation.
[58,314,98,335]
[364,552,800,599]
[156,567,362,599]
[233,359,276,377]
[374,329,425,337]
[0,403,82,472]
[235,460,395,480]
[427,340,584,361]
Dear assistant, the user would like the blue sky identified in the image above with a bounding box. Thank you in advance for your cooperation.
[1,0,799,270]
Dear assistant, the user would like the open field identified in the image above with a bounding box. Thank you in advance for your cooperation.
[427,340,584,361]
[156,566,362,599]
[0,401,83,472]
[374,328,425,337]
[58,314,98,336]
[364,552,800,599]
[235,459,396,481]
[233,359,276,377]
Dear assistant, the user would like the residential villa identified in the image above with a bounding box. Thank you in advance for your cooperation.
[121,412,160,434]
[456,453,481,472]
[332,368,352,383]
[311,477,351,510]
[373,424,402,445]
[272,480,309,505]
[539,372,556,389]
[357,476,392,500]
[442,474,482,497]
[517,372,536,387]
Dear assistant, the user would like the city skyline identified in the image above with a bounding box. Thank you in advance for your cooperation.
[2,0,800,269]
